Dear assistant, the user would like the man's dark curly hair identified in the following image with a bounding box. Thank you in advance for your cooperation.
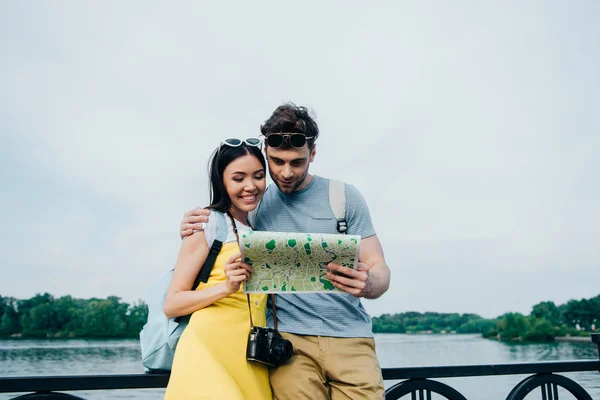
[260,103,319,148]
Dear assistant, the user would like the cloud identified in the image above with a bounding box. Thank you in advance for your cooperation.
[1,1,599,319]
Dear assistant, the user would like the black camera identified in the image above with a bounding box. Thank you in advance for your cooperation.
[246,326,293,367]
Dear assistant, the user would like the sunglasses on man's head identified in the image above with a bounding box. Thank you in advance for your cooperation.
[265,133,314,148]
[221,138,262,148]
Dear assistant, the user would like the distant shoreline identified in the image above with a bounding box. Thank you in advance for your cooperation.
[372,332,595,344]
[554,336,593,343]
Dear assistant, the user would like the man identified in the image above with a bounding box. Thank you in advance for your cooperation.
[180,103,391,399]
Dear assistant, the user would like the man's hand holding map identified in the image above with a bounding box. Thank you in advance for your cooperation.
[240,231,361,294]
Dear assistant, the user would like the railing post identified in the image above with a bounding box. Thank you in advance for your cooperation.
[592,333,599,364]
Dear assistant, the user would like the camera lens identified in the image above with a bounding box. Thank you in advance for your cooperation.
[271,338,293,364]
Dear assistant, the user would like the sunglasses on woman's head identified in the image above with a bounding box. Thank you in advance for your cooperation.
[265,133,314,148]
[221,138,262,148]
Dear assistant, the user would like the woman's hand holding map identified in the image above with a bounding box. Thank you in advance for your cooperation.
[223,252,254,294]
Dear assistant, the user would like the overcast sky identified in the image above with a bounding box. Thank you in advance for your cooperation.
[1,1,598,319]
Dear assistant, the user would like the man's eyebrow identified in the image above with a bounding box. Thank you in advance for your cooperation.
[268,155,306,162]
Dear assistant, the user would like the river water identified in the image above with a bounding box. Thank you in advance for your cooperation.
[0,334,598,399]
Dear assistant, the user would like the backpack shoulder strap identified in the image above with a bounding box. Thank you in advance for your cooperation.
[192,211,228,288]
[328,179,347,234]
[213,211,228,242]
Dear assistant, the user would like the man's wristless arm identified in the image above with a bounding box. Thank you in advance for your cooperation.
[364,261,390,299]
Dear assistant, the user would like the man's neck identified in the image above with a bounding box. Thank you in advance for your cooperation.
[294,173,314,192]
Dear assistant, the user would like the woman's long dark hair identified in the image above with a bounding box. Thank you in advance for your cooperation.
[205,144,266,213]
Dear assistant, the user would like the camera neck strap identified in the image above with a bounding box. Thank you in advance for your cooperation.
[226,212,279,331]
[245,294,277,330]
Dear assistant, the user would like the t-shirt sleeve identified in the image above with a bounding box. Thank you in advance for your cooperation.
[345,184,376,239]
[194,210,217,248]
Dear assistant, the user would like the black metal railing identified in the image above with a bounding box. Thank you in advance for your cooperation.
[1,334,598,400]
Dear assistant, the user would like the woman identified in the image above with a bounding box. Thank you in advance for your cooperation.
[163,138,271,400]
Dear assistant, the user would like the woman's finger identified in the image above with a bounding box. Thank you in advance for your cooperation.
[226,252,241,265]
[224,262,253,273]
[226,268,250,279]
[223,262,238,271]
[233,262,253,272]
[224,262,247,272]
[226,268,246,277]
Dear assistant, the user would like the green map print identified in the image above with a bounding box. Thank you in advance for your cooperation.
[240,231,360,293]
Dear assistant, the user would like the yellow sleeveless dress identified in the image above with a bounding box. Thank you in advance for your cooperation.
[164,242,271,400]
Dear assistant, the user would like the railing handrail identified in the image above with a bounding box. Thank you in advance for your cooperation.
[1,333,598,399]
[382,360,600,379]
[1,359,599,393]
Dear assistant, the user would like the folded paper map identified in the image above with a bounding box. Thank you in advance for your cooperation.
[240,231,360,293]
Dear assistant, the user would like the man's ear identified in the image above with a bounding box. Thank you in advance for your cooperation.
[309,145,316,162]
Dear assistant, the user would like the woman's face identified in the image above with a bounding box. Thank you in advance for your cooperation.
[223,154,266,214]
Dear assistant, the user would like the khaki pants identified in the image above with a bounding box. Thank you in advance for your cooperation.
[269,333,385,400]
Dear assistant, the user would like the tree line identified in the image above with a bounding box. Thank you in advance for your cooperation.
[372,294,600,342]
[2,292,598,341]
[0,293,147,338]
[372,311,496,334]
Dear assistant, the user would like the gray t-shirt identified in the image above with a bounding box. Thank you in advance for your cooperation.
[255,175,376,338]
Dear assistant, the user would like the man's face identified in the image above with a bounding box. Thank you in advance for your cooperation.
[265,145,316,193]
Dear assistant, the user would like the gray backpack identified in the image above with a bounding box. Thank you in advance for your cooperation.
[140,212,228,372]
